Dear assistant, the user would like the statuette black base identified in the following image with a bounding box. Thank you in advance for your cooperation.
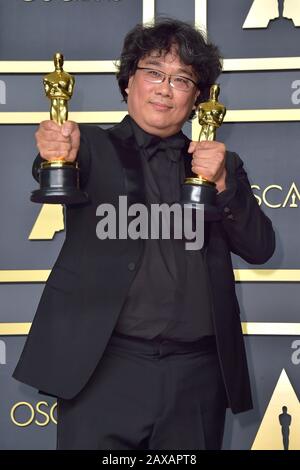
[30,163,88,204]
[180,183,221,221]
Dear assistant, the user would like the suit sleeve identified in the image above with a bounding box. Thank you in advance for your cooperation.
[215,151,275,264]
[32,125,91,188]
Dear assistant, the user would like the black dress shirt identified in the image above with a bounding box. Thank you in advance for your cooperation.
[115,117,214,341]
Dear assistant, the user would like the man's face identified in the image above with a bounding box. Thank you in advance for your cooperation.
[125,48,200,137]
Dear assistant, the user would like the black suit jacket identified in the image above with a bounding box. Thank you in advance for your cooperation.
[13,116,275,413]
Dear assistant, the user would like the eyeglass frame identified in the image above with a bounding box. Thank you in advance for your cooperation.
[135,66,199,91]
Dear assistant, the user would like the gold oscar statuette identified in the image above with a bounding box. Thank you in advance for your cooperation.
[180,84,226,221]
[31,52,88,204]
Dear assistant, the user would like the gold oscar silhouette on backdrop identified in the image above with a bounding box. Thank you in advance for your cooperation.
[180,84,226,221]
[31,52,88,204]
[252,370,300,450]
[279,406,292,450]
[243,0,300,28]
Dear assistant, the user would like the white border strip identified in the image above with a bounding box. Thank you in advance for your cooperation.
[143,0,155,24]
[194,0,207,35]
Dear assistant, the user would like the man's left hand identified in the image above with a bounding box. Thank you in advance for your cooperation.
[188,141,227,193]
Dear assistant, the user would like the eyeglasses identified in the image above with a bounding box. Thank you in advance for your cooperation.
[136,67,198,92]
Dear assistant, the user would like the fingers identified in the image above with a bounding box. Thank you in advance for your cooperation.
[68,120,80,149]
[41,120,60,131]
[61,121,77,137]
[38,150,69,160]
[188,140,225,153]
[188,141,197,153]
[189,140,226,182]
[68,121,80,162]
[35,120,80,162]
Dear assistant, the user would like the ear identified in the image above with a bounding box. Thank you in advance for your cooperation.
[125,75,134,96]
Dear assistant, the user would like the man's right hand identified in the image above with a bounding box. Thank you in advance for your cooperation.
[35,120,80,162]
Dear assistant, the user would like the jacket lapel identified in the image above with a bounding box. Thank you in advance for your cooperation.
[108,115,146,206]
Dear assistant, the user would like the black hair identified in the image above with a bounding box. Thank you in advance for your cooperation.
[116,18,222,119]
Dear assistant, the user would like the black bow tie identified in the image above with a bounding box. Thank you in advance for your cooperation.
[142,133,186,161]
[128,116,187,161]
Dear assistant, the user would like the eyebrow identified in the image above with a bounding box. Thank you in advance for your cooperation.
[142,59,194,78]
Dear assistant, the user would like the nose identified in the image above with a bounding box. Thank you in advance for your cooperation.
[155,76,173,96]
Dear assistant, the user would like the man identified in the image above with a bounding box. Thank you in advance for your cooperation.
[13,19,275,450]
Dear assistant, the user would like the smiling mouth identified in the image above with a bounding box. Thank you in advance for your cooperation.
[149,102,173,110]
